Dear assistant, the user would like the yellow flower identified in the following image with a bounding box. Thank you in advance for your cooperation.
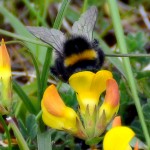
[69,70,113,114]
[0,39,12,113]
[41,85,78,134]
[103,116,135,150]
[69,70,120,139]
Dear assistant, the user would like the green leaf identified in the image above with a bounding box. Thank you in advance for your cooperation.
[0,115,12,150]
[37,131,52,150]
[126,32,147,52]
[9,118,30,150]
[85,136,103,146]
[26,115,38,140]
[26,50,42,106]
[40,47,52,95]
[12,81,37,114]
[53,0,71,29]
[18,119,28,139]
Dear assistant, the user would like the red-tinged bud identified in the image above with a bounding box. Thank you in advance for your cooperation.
[0,39,12,114]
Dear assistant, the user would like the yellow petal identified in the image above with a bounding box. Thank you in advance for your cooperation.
[42,101,65,130]
[41,85,78,133]
[69,70,113,114]
[99,79,120,123]
[69,71,95,93]
[90,70,113,98]
[103,126,135,150]
[42,101,78,132]
[69,71,95,114]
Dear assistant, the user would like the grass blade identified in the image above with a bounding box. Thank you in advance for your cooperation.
[8,117,30,150]
[26,50,42,107]
[53,0,71,29]
[37,131,52,150]
[107,0,150,148]
[13,81,37,114]
[0,115,12,150]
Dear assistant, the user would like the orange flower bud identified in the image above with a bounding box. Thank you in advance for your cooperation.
[0,39,12,113]
[112,116,122,127]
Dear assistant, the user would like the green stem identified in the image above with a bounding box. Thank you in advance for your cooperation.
[26,50,42,105]
[0,115,11,150]
[107,0,150,147]
[0,29,48,47]
[7,117,30,150]
[53,0,71,29]
[36,110,42,121]
[40,47,52,95]
[105,53,150,57]
[13,80,37,114]
[83,0,88,12]
[4,39,150,58]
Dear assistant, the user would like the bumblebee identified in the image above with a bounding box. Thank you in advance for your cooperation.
[27,6,104,81]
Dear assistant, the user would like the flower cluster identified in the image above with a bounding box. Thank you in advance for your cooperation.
[41,70,120,142]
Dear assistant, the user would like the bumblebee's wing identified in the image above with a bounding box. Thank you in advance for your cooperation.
[71,6,98,41]
[27,26,66,55]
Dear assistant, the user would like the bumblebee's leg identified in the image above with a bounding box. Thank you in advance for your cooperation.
[97,47,105,68]
[92,39,105,69]
[92,39,99,48]
[50,58,69,82]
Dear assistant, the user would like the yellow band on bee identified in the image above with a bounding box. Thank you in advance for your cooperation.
[64,49,97,67]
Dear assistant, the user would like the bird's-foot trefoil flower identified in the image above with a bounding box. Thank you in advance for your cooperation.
[69,70,113,115]
[41,84,86,139]
[103,116,138,150]
[0,39,12,114]
[68,70,120,141]
[42,70,120,144]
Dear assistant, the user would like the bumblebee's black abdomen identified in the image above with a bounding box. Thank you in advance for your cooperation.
[64,36,91,56]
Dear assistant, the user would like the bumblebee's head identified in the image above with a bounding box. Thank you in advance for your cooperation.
[64,36,91,57]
